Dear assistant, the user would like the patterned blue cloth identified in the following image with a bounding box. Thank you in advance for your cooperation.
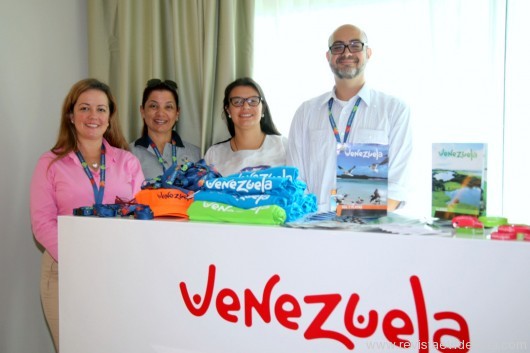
[142,159,221,192]
[196,166,317,221]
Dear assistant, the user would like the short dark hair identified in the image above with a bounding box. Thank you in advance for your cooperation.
[223,77,281,137]
[141,79,180,137]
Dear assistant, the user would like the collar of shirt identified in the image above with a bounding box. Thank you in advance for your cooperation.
[319,83,372,108]
[67,138,117,168]
[133,130,185,149]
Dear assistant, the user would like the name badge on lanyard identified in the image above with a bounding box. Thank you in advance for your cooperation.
[75,144,106,205]
[328,97,361,210]
[148,136,178,173]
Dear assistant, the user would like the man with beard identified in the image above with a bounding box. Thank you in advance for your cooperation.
[287,24,412,212]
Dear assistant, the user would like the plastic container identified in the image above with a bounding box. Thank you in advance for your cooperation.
[490,230,517,241]
[478,216,508,228]
[498,224,530,241]
[478,216,508,237]
[452,216,484,239]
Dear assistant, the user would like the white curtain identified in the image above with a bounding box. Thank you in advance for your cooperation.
[503,0,530,223]
[252,0,525,220]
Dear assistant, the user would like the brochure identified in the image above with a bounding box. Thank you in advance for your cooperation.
[333,143,389,218]
[432,143,487,219]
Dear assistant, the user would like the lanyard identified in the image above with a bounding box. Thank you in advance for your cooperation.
[75,144,106,205]
[327,97,362,143]
[148,136,177,172]
[73,202,154,220]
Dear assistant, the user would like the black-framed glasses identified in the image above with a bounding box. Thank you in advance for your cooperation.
[229,96,262,107]
[329,41,366,55]
[146,79,178,90]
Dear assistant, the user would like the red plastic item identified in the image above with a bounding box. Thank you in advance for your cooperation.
[452,215,483,229]
[511,225,530,235]
[498,224,530,241]
[497,225,517,234]
[490,231,517,241]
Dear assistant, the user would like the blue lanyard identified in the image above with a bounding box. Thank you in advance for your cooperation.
[75,144,106,205]
[327,97,362,143]
[147,136,177,172]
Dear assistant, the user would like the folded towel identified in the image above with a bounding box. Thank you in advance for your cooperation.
[201,175,305,196]
[193,190,317,222]
[188,201,286,225]
[235,166,299,181]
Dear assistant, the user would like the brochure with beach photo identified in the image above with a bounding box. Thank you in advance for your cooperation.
[432,143,487,219]
[333,143,389,218]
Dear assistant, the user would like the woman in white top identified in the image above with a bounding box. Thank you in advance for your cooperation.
[204,77,287,176]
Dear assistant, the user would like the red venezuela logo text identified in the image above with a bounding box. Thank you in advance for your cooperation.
[179,264,470,352]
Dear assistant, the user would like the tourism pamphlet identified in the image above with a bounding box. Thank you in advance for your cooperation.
[333,143,389,218]
[432,143,487,219]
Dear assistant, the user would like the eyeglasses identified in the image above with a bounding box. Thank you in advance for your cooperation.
[329,41,366,55]
[146,79,178,90]
[229,96,262,107]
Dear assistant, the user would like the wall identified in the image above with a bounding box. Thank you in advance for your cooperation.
[0,0,88,352]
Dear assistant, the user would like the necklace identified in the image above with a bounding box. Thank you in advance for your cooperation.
[91,162,99,169]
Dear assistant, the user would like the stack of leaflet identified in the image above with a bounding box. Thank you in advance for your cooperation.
[188,166,317,225]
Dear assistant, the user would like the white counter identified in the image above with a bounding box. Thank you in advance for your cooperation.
[59,216,530,353]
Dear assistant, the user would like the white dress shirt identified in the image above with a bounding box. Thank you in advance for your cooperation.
[287,84,412,212]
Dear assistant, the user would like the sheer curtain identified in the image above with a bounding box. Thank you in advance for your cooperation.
[87,0,255,152]
[253,0,510,219]
[503,0,530,223]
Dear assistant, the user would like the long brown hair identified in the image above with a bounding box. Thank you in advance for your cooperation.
[51,78,128,160]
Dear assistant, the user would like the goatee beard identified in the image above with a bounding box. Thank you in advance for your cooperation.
[330,56,363,79]
[330,64,363,79]
[333,68,360,79]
